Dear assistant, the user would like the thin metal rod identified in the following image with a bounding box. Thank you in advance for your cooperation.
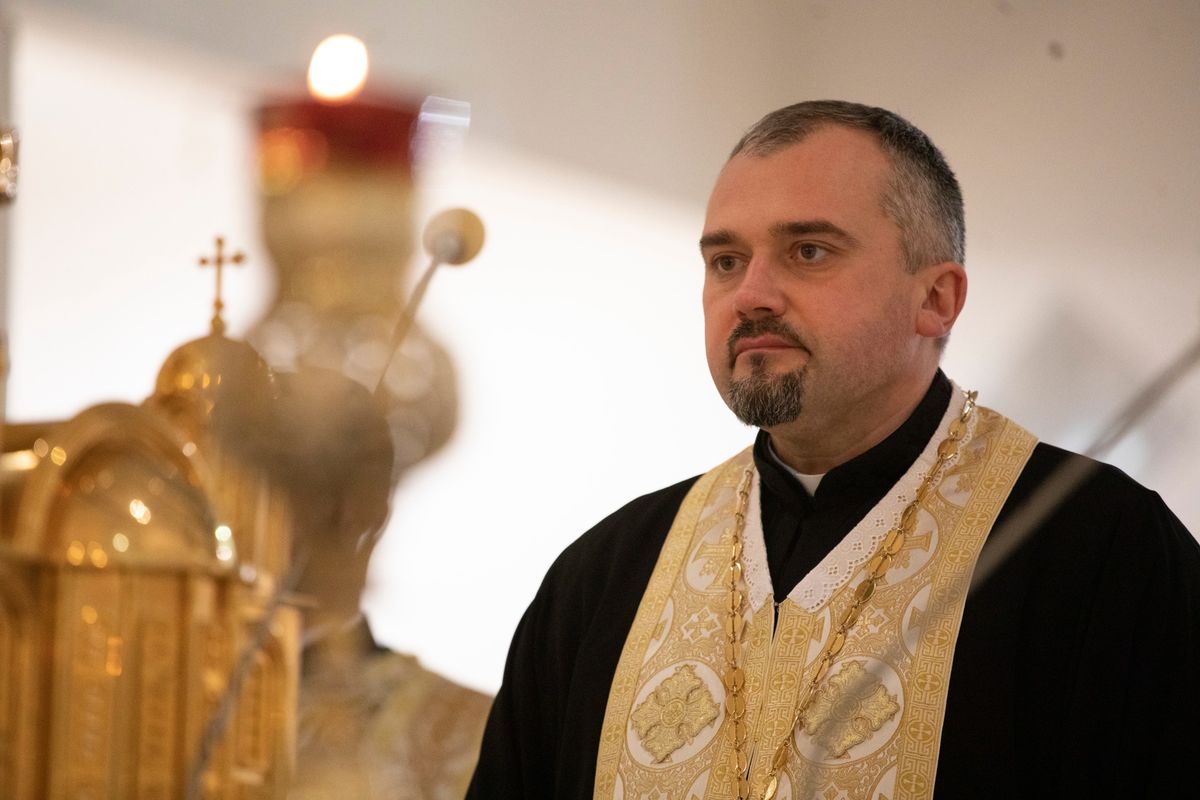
[372,257,441,398]
[184,546,310,800]
[972,326,1200,589]
[1085,332,1200,459]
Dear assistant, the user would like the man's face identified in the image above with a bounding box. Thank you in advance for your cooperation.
[701,126,925,434]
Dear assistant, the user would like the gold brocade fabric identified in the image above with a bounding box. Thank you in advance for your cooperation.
[292,624,492,800]
[595,404,1036,800]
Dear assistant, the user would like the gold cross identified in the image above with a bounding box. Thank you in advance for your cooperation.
[895,529,933,569]
[198,236,245,335]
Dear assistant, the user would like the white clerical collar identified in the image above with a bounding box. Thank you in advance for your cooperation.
[766,437,826,495]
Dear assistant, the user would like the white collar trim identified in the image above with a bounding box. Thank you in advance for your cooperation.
[740,383,973,614]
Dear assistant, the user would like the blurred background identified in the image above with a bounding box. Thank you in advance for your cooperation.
[3,0,1198,695]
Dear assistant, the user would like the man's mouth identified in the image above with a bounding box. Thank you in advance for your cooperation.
[726,320,808,368]
[732,336,798,358]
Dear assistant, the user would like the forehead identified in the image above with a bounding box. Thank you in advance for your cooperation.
[704,126,893,233]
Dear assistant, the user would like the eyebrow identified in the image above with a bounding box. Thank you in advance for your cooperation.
[771,219,860,246]
[698,229,736,251]
[699,219,860,252]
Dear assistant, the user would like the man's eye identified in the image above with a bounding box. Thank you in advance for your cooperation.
[795,243,828,262]
[711,255,742,273]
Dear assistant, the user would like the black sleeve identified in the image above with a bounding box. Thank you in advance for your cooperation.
[465,547,573,799]
[1045,483,1200,794]
[939,445,1200,797]
[466,477,700,800]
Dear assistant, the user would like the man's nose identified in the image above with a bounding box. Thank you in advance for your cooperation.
[732,257,786,318]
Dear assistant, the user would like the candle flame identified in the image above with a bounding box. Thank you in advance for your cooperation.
[308,34,369,103]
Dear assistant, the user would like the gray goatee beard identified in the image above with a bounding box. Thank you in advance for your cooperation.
[726,354,805,428]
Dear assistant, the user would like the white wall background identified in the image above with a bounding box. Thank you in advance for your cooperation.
[6,1,1199,693]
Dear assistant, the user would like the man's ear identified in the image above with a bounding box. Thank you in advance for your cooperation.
[915,262,967,340]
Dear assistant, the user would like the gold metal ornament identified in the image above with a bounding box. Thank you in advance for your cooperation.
[0,404,299,799]
[725,469,755,800]
[0,127,17,202]
[198,236,246,336]
[0,241,301,799]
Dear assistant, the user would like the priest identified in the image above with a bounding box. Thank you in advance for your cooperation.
[466,101,1200,799]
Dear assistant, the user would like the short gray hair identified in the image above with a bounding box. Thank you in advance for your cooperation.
[731,100,964,272]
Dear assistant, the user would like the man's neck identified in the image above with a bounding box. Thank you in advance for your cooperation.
[766,369,939,474]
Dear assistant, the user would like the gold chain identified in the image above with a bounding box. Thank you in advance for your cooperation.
[725,470,755,800]
[724,391,978,800]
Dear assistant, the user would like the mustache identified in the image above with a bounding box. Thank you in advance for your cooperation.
[726,318,809,365]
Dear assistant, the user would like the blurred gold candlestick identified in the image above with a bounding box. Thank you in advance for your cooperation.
[251,45,457,477]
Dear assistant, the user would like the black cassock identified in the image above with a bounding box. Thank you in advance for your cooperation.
[468,372,1200,798]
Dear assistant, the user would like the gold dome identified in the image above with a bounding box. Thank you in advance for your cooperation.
[155,333,272,404]
[51,437,227,571]
[8,403,231,572]
[151,333,276,437]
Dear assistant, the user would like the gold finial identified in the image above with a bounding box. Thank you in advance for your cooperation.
[198,236,245,336]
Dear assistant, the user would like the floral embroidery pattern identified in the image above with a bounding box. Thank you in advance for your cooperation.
[630,664,720,762]
[801,660,900,758]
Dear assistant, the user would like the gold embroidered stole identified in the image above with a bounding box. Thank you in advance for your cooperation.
[594,404,1036,800]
